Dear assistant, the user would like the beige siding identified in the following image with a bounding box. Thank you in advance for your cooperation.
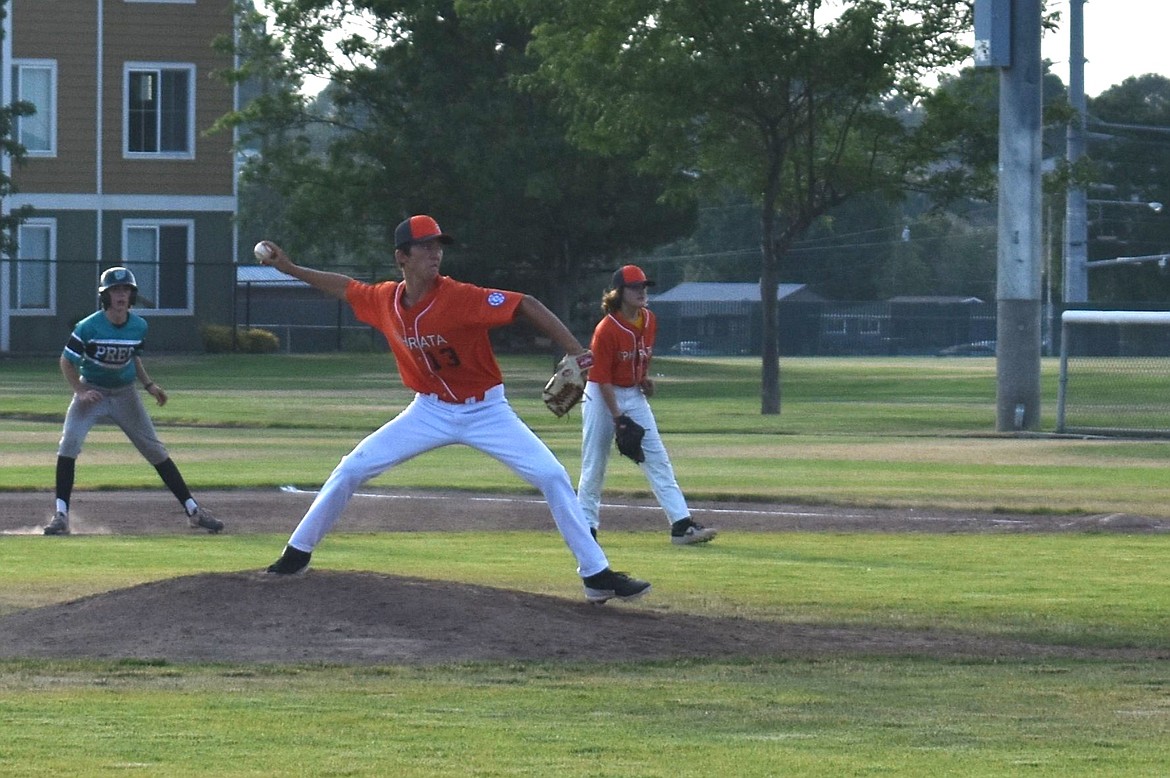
[11,0,99,192]
[102,0,236,195]
[12,0,236,196]
[6,0,240,355]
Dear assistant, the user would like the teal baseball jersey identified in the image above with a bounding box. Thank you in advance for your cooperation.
[62,310,147,388]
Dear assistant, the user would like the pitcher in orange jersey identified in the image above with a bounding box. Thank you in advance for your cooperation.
[257,216,650,603]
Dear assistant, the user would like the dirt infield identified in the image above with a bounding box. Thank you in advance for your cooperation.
[2,489,1167,665]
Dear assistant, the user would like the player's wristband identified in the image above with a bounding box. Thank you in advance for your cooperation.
[144,382,156,390]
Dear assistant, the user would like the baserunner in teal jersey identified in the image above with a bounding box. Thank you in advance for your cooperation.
[44,266,223,536]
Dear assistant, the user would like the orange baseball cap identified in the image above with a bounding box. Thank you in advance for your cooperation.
[612,264,655,289]
[395,215,455,249]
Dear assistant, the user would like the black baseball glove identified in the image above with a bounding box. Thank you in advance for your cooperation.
[614,415,646,463]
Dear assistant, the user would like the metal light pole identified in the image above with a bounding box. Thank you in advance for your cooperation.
[1063,0,1088,303]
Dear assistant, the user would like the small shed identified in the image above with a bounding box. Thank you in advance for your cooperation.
[235,266,379,352]
[649,281,824,356]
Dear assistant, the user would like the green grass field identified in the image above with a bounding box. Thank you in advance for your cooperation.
[4,353,1170,514]
[2,354,1169,776]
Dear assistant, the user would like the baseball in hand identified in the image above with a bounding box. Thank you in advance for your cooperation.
[253,241,275,262]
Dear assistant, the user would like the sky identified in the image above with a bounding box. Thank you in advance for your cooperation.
[1043,0,1170,97]
[260,2,1169,99]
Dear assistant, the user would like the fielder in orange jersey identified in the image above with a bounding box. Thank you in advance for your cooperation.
[257,215,650,603]
[577,265,716,545]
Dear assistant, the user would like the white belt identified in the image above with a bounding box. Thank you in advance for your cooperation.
[422,383,504,405]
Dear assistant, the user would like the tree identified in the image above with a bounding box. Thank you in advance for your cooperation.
[1082,75,1170,302]
[518,0,971,413]
[0,110,34,257]
[0,1,35,258]
[218,0,695,326]
[917,68,1170,305]
[905,64,1072,305]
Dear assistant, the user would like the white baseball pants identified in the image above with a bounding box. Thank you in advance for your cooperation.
[577,382,691,530]
[287,384,610,577]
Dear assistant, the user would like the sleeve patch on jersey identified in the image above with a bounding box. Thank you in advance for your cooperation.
[487,291,506,307]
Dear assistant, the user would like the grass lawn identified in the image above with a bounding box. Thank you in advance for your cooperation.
[3,353,1169,515]
[2,353,1169,776]
[3,658,1168,777]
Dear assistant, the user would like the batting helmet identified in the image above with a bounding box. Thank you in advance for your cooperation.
[98,266,138,309]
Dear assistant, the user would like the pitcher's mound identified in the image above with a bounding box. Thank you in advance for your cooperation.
[0,571,1159,665]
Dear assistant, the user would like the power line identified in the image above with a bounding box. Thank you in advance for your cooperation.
[639,225,996,264]
[1088,117,1170,136]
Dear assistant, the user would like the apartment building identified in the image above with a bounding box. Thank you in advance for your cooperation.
[2,0,239,352]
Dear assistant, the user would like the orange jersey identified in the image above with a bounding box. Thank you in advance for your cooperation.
[346,276,523,402]
[588,308,656,387]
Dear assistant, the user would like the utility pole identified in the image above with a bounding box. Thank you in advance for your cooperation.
[1063,0,1088,303]
[993,0,1044,431]
[974,0,1044,431]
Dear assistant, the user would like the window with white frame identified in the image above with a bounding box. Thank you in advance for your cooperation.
[14,61,56,155]
[823,315,847,336]
[16,220,56,311]
[123,221,193,311]
[125,63,195,157]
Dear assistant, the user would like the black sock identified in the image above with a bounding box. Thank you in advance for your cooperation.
[154,457,193,510]
[55,456,76,509]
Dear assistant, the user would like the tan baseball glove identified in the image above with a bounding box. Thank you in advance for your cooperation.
[543,352,594,417]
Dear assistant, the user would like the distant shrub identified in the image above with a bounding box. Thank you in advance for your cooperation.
[201,324,233,353]
[239,327,280,353]
[341,330,378,353]
[201,325,280,354]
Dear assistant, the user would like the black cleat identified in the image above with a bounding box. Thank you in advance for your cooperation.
[266,545,311,575]
[188,507,224,534]
[670,518,717,546]
[43,511,70,536]
[582,568,651,603]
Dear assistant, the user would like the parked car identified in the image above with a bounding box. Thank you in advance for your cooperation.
[668,340,715,356]
[936,340,996,357]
